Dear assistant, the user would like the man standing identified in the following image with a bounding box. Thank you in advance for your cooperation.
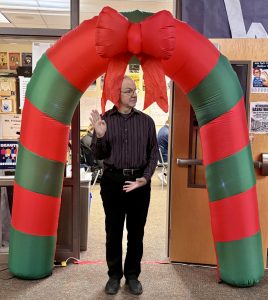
[90,76,158,295]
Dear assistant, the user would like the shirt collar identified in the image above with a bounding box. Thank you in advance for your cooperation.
[109,105,141,116]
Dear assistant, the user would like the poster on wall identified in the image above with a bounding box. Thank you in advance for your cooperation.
[0,99,13,113]
[128,73,140,90]
[9,53,20,70]
[0,140,18,170]
[22,52,32,67]
[129,64,140,73]
[249,102,268,134]
[181,0,268,38]
[251,62,268,93]
[0,52,8,70]
[0,114,22,139]
[19,76,31,110]
[32,42,53,71]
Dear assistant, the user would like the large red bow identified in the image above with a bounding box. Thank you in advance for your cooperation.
[95,6,176,113]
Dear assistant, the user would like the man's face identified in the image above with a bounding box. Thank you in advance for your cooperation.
[119,77,137,109]
[254,70,261,77]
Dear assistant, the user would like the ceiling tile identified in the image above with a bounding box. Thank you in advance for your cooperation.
[4,12,45,25]
[42,14,70,28]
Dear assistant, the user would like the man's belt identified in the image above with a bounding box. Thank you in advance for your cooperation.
[107,168,143,177]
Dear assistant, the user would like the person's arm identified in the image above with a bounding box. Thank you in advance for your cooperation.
[262,71,268,87]
[90,131,111,160]
[142,118,159,182]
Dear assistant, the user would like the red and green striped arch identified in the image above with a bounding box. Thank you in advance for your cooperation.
[186,54,263,286]
[9,9,263,286]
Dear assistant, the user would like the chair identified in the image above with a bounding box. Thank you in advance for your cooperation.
[91,167,103,189]
[157,147,168,189]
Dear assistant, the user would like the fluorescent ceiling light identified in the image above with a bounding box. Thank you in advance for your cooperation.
[0,0,70,10]
[0,12,10,23]
[0,6,69,11]
[2,10,69,16]
[38,1,70,9]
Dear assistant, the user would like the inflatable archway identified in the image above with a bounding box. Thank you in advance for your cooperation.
[9,7,264,286]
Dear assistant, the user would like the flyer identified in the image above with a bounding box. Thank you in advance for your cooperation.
[9,52,20,70]
[249,102,268,134]
[251,62,268,93]
[21,52,32,67]
[0,52,8,70]
[0,140,18,170]
[19,76,31,110]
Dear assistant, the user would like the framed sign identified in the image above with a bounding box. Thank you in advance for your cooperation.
[0,140,18,170]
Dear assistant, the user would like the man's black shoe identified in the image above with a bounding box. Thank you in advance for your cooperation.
[126,279,143,295]
[105,278,120,295]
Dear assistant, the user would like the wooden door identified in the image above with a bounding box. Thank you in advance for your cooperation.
[168,86,216,265]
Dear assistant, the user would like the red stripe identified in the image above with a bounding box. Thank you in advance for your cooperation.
[210,186,260,242]
[20,99,69,163]
[162,20,220,93]
[11,182,61,236]
[200,98,249,166]
[47,17,107,92]
[73,260,169,265]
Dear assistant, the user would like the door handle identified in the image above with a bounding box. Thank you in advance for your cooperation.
[177,153,268,176]
[176,159,202,166]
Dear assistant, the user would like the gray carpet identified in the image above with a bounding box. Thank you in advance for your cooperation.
[1,170,268,299]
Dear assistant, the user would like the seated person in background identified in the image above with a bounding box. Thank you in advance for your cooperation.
[80,125,103,182]
[157,119,169,163]
[80,125,95,167]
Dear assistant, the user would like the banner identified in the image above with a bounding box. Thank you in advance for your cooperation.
[181,0,268,38]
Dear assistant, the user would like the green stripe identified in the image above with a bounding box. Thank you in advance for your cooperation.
[216,232,264,286]
[188,54,243,126]
[26,53,82,125]
[122,10,153,22]
[206,144,255,202]
[15,143,64,197]
[9,226,55,279]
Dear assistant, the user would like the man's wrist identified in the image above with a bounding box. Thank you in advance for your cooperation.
[142,175,149,183]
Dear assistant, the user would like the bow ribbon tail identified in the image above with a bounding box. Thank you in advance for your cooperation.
[101,54,132,114]
[140,55,169,113]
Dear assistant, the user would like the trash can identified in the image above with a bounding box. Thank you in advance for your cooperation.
[80,177,92,251]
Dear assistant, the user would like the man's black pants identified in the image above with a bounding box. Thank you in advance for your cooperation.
[100,169,151,280]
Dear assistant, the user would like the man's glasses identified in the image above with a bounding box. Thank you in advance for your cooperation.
[121,88,140,96]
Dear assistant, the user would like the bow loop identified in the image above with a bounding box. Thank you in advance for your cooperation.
[141,10,176,59]
[95,6,129,58]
